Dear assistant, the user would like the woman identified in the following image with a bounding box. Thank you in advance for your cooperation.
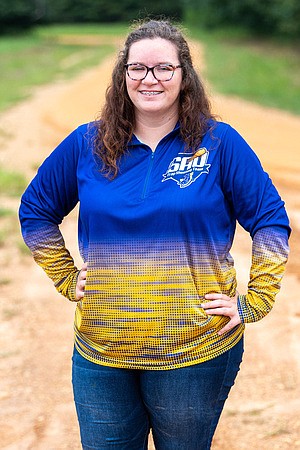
[19,20,290,449]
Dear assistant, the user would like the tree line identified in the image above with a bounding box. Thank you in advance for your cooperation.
[185,0,300,38]
[1,0,299,38]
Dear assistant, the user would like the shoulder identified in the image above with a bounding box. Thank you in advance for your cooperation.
[74,122,97,142]
[65,122,99,156]
[201,120,246,157]
[207,119,237,139]
[206,119,253,152]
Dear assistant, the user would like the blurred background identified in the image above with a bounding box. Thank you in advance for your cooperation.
[0,1,300,449]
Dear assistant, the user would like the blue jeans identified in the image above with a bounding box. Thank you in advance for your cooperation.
[72,338,243,450]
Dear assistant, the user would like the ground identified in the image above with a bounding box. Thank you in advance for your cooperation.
[0,39,300,449]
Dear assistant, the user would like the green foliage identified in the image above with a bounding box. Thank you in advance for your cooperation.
[272,0,300,36]
[0,0,36,31]
[0,0,183,34]
[2,0,299,38]
[43,0,183,23]
[185,0,300,38]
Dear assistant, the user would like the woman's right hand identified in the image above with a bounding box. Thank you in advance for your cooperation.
[76,262,87,300]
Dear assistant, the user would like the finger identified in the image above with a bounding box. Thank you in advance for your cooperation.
[205,293,230,301]
[80,262,88,274]
[78,271,87,282]
[204,307,232,316]
[76,281,85,299]
[78,265,88,281]
[201,300,230,309]
[76,289,85,299]
[218,317,241,336]
[78,279,86,290]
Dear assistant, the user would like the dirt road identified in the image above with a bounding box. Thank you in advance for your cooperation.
[0,40,300,449]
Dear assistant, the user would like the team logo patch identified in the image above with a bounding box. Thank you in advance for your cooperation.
[162,148,210,188]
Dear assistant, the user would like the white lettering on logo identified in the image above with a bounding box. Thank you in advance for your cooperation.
[162,149,210,188]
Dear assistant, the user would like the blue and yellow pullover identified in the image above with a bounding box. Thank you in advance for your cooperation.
[19,121,290,369]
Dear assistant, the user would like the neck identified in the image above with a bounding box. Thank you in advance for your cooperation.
[134,110,179,151]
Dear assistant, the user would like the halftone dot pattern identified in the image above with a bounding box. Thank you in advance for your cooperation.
[19,122,290,370]
[238,227,289,323]
[23,224,79,300]
[73,237,242,369]
[23,225,288,369]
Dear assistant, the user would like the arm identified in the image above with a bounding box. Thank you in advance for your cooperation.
[202,124,290,330]
[203,226,289,333]
[19,128,83,301]
[237,225,289,323]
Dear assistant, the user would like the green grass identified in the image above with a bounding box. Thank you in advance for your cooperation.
[0,25,123,112]
[0,166,28,197]
[188,26,300,115]
[0,23,299,115]
[36,23,129,37]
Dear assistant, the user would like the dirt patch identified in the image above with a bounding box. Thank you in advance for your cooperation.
[0,41,300,449]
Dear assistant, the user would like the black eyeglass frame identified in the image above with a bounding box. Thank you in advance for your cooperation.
[125,63,182,81]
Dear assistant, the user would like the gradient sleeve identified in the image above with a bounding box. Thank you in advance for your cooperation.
[220,125,291,322]
[237,226,289,322]
[19,129,81,301]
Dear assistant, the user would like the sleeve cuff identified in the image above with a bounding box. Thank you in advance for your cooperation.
[55,269,80,301]
[237,294,256,324]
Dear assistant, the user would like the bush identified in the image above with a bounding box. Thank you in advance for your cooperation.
[0,0,183,33]
[43,0,183,23]
[0,0,36,32]
[184,0,300,38]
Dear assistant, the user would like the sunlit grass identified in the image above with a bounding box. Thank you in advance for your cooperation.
[0,26,118,111]
[0,23,299,115]
[189,26,300,115]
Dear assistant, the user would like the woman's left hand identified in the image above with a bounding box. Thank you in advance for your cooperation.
[201,292,242,336]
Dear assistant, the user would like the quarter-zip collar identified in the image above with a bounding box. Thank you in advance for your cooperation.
[128,121,181,149]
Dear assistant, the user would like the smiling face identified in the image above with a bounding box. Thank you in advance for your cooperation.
[125,38,182,120]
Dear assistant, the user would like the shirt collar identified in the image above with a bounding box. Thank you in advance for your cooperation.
[128,121,181,148]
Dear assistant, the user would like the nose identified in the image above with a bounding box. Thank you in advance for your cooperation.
[142,68,158,84]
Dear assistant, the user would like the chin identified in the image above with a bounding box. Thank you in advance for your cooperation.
[139,101,164,112]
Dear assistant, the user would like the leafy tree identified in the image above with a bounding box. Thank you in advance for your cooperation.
[184,0,300,37]
[0,0,36,31]
[43,0,183,23]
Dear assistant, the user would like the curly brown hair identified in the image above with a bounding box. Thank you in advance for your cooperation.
[94,19,214,178]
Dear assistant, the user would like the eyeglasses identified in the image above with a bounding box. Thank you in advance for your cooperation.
[125,63,182,82]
